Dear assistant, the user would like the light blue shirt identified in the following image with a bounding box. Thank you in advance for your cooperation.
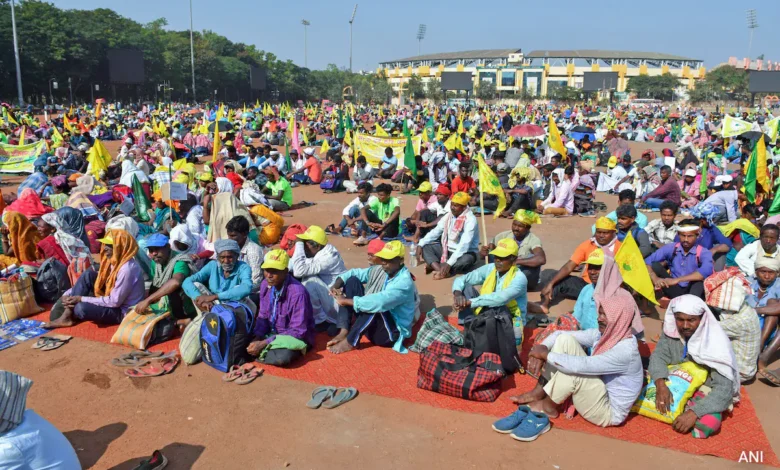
[338,266,417,353]
[573,283,597,330]
[592,210,647,235]
[183,260,253,302]
[702,190,740,223]
[452,264,528,324]
[381,155,397,170]
[746,279,780,309]
[0,410,81,470]
[419,211,480,266]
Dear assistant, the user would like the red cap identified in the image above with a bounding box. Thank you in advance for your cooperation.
[435,184,452,197]
[367,239,386,255]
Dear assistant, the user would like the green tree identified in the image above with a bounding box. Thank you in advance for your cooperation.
[476,81,496,101]
[688,65,749,103]
[626,73,680,100]
[425,78,443,102]
[406,74,426,100]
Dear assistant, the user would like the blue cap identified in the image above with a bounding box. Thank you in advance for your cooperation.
[146,233,170,248]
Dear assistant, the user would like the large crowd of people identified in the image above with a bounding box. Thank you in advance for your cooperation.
[0,99,778,462]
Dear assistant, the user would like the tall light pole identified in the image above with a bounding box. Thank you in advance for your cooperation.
[189,0,197,102]
[747,9,758,64]
[349,4,358,72]
[10,0,24,107]
[301,20,310,68]
[416,24,427,56]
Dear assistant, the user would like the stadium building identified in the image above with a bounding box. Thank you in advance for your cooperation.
[377,49,705,97]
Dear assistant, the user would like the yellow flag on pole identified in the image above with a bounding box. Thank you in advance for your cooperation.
[320,138,330,156]
[476,155,506,220]
[375,124,389,137]
[765,116,780,142]
[86,139,112,178]
[51,126,64,144]
[721,115,753,138]
[212,123,221,163]
[547,115,567,158]
[444,132,464,152]
[615,232,658,305]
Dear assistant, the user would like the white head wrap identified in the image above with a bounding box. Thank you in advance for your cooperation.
[215,177,234,194]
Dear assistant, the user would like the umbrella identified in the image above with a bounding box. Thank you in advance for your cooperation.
[508,124,545,138]
[207,121,233,132]
[570,126,596,134]
[571,132,596,142]
[95,98,106,104]
[584,112,600,118]
[737,131,770,145]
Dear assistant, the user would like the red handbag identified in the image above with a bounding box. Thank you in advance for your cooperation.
[417,340,506,402]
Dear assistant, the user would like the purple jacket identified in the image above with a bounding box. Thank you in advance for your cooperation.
[254,276,315,346]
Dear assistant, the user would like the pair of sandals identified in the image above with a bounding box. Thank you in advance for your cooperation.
[307,386,359,409]
[32,335,72,351]
[222,363,263,385]
[111,351,180,378]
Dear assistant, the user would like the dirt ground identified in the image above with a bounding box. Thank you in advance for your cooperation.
[0,139,777,469]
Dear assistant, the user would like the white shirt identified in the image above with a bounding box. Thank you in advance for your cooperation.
[735,240,780,278]
[342,196,377,217]
[289,242,346,288]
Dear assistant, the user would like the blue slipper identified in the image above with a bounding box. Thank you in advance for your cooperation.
[510,411,551,442]
[492,405,531,434]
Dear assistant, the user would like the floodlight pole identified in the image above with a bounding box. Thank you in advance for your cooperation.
[349,4,357,72]
[10,0,24,107]
[302,20,310,68]
[746,9,758,63]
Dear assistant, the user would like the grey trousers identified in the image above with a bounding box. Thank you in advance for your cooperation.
[268,199,290,212]
[421,242,478,275]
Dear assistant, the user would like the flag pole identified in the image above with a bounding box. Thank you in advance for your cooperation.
[478,161,489,264]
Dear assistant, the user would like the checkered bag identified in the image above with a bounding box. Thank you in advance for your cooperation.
[417,340,506,402]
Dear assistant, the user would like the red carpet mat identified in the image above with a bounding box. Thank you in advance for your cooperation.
[26,311,779,466]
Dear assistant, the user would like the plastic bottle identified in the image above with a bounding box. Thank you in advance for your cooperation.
[409,243,418,268]
[513,317,523,346]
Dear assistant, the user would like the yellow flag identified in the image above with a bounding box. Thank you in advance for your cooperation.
[475,155,506,220]
[5,109,18,126]
[51,126,64,144]
[344,130,353,147]
[19,126,25,146]
[547,115,567,158]
[87,139,112,178]
[320,138,330,156]
[721,115,753,138]
[435,125,444,142]
[375,124,389,137]
[95,102,102,119]
[444,132,463,152]
[756,134,769,192]
[457,114,464,135]
[212,125,222,163]
[765,116,780,142]
[615,232,658,305]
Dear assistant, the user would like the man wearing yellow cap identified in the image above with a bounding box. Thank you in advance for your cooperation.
[453,238,527,357]
[290,225,346,329]
[404,181,445,244]
[418,191,480,280]
[481,210,546,290]
[246,249,316,367]
[534,216,621,314]
[327,241,418,354]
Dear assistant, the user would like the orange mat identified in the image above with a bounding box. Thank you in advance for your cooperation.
[27,311,779,466]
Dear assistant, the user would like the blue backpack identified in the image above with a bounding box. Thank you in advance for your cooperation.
[200,301,255,372]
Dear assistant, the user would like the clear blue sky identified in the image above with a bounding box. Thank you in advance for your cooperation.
[52,0,780,70]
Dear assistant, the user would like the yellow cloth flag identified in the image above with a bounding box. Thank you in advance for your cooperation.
[344,130,353,147]
[19,126,25,146]
[375,124,389,137]
[547,115,567,158]
[765,116,780,142]
[87,139,112,178]
[721,115,753,138]
[457,114,464,135]
[4,109,18,126]
[476,155,506,220]
[744,133,769,192]
[320,138,330,156]
[95,102,102,119]
[51,126,64,144]
[217,104,225,120]
[62,115,74,133]
[444,132,463,152]
[435,125,444,142]
[212,126,222,163]
[615,231,658,305]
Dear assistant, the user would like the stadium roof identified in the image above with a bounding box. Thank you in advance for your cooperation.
[526,50,699,61]
[380,49,522,64]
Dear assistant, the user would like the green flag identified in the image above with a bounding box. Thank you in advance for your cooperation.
[336,109,345,139]
[699,154,709,198]
[402,118,417,180]
[284,136,293,174]
[743,143,759,204]
[424,117,435,142]
[132,175,152,222]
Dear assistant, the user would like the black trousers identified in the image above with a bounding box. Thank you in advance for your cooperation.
[337,276,398,348]
[540,270,588,305]
[405,208,437,238]
[421,243,478,274]
[260,348,303,367]
[521,266,541,291]
[650,262,705,299]
[365,209,400,238]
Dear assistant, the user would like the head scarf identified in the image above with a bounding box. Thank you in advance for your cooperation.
[593,255,645,340]
[594,216,617,231]
[94,229,138,297]
[215,177,234,194]
[55,207,90,247]
[119,159,148,187]
[514,209,541,226]
[664,295,740,398]
[0,371,33,433]
[169,223,198,255]
[690,202,720,226]
[552,168,565,182]
[74,175,95,195]
[214,238,240,255]
[2,211,41,263]
[6,188,52,219]
[50,175,68,189]
[451,192,470,206]
[755,256,780,272]
[105,214,139,238]
[41,209,91,263]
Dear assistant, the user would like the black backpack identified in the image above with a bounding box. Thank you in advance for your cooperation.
[35,259,71,304]
[462,307,521,375]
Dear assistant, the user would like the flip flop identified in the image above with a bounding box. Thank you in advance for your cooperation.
[324,224,338,235]
[39,335,73,351]
[306,386,336,409]
[321,387,358,409]
[758,368,780,387]
[125,357,179,378]
[235,366,264,385]
[222,364,245,382]
[111,351,170,368]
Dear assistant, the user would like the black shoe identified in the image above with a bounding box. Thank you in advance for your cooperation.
[133,450,168,470]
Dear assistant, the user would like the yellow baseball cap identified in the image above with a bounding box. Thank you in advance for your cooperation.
[374,240,405,260]
[595,216,617,231]
[261,248,290,270]
[490,238,519,258]
[607,156,618,168]
[297,225,328,246]
[97,236,114,245]
[586,248,605,266]
[418,181,433,193]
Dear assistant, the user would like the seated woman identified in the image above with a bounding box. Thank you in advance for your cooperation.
[145,189,181,235]
[45,229,145,328]
[246,249,316,367]
[537,167,574,216]
[505,285,644,436]
[42,175,71,210]
[182,239,254,313]
[203,177,257,243]
[721,204,761,268]
[648,295,740,438]
[0,211,42,269]
[249,203,285,246]
[134,233,197,326]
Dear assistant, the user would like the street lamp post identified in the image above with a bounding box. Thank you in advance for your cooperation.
[301,20,310,68]
[68,77,73,105]
[746,9,759,63]
[189,0,197,102]
[48,78,56,105]
[349,4,358,72]
[10,0,24,107]
[416,24,427,55]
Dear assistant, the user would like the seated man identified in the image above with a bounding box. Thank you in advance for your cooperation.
[450,162,477,204]
[718,301,761,384]
[246,249,316,367]
[45,229,145,328]
[262,167,293,212]
[481,209,546,290]
[329,182,376,239]
[182,239,254,313]
[614,204,653,258]
[646,221,714,300]
[536,217,621,314]
[327,241,417,354]
[683,209,732,272]
[226,216,264,292]
[418,191,479,280]
[591,189,648,234]
[507,287,643,430]
[744,257,780,385]
[735,223,779,279]
[644,200,680,251]
[134,233,197,325]
[648,295,740,438]
[404,181,445,243]
[354,183,401,246]
[290,225,346,329]
[378,147,398,179]
[452,239,528,351]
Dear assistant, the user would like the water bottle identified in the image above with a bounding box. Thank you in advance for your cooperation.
[409,243,418,268]
[513,317,524,346]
